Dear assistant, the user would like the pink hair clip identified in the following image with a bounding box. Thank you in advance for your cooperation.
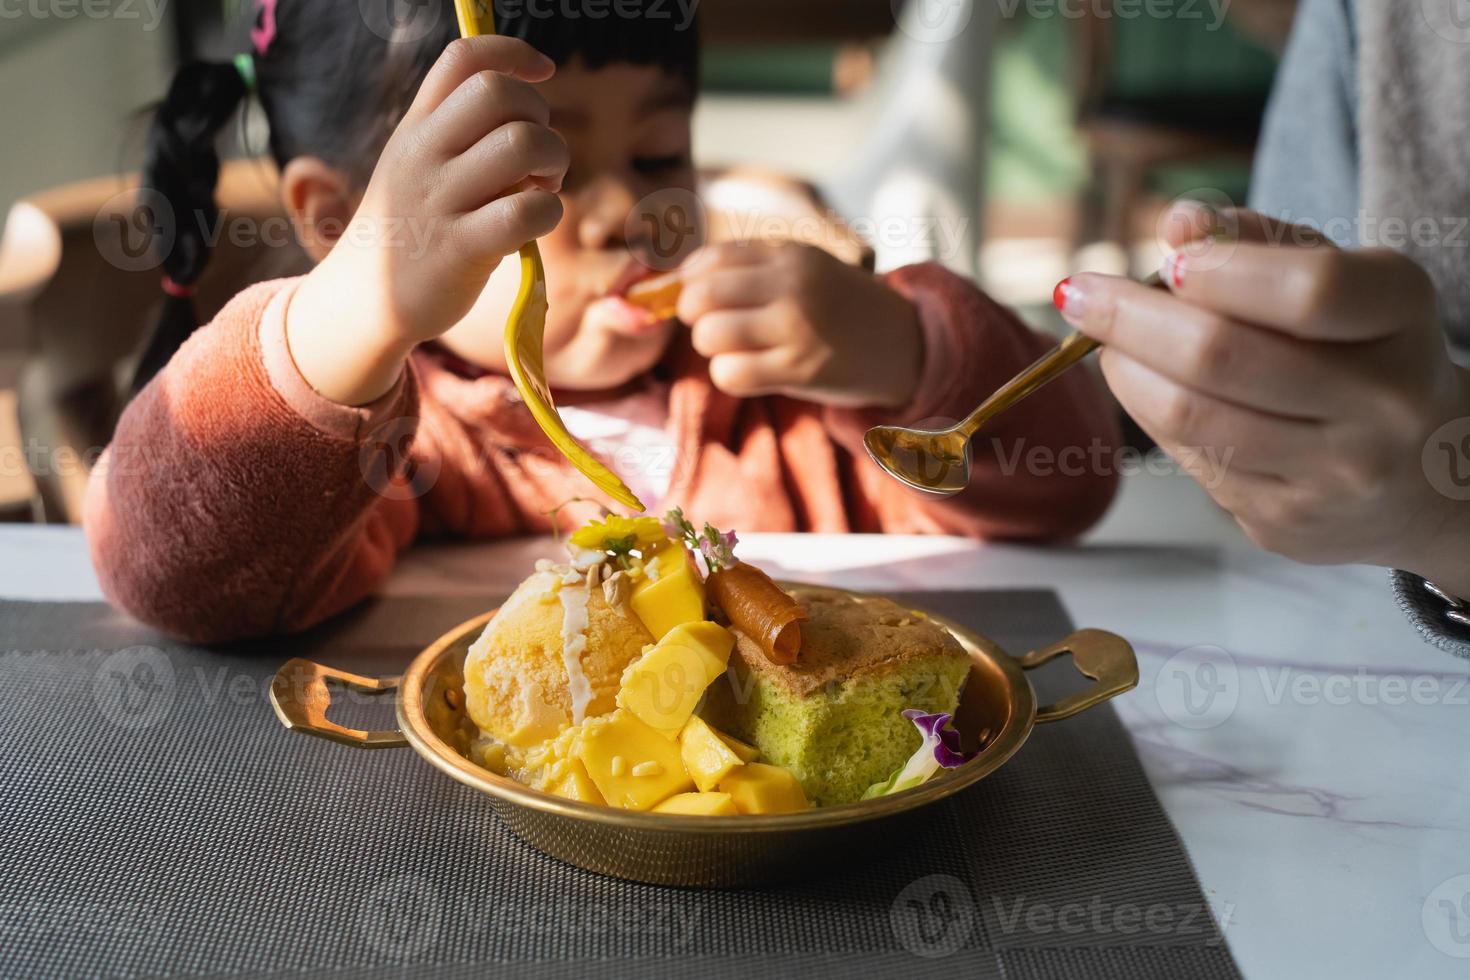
[251,0,278,57]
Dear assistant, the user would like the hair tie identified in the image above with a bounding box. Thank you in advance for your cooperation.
[251,0,278,57]
[233,52,258,95]
[161,276,198,300]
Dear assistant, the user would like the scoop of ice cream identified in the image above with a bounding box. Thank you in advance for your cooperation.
[464,568,654,749]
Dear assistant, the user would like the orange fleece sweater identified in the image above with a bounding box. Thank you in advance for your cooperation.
[85,263,1120,643]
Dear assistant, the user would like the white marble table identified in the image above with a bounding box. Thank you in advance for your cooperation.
[3,469,1467,979]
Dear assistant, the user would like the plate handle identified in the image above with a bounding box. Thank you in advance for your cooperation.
[269,658,408,749]
[1018,629,1139,723]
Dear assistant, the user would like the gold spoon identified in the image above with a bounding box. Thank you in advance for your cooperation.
[454,0,645,512]
[864,271,1164,496]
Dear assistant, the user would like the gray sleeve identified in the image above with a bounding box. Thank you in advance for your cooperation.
[1253,3,1470,660]
[1248,0,1360,244]
[1391,571,1470,661]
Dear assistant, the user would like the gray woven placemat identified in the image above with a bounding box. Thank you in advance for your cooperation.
[0,592,1241,980]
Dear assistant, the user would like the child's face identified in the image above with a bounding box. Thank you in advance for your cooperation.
[438,60,697,391]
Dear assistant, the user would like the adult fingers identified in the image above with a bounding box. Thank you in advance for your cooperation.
[1157,203,1331,252]
[1162,241,1436,343]
[1098,349,1324,479]
[1058,274,1353,418]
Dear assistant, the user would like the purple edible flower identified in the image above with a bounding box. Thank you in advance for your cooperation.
[902,709,966,769]
[862,710,968,799]
[699,528,740,570]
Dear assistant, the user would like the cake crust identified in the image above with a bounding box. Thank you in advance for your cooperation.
[730,592,967,697]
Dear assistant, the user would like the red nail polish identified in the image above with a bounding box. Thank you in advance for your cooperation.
[1053,277,1073,313]
[1053,277,1088,319]
[1165,252,1186,290]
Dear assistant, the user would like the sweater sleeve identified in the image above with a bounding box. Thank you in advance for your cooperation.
[825,263,1121,540]
[84,279,433,643]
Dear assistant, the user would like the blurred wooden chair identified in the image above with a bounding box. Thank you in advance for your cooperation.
[0,160,304,524]
[0,160,866,525]
[1073,1,1290,272]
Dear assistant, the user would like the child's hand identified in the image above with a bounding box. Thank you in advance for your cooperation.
[1058,207,1470,596]
[676,241,923,409]
[289,36,568,405]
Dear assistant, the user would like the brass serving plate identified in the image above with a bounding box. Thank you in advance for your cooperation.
[269,584,1137,887]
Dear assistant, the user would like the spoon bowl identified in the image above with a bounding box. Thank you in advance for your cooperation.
[862,424,973,496]
[865,271,1163,495]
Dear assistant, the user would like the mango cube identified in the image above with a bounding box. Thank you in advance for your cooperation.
[717,731,760,763]
[549,760,605,805]
[720,763,810,814]
[616,624,734,737]
[679,716,747,792]
[660,621,736,663]
[577,710,693,810]
[630,548,706,639]
[653,792,739,816]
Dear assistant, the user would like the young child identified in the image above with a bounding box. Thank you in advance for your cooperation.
[86,2,1120,643]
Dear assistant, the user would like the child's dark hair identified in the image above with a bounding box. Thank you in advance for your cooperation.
[132,0,700,394]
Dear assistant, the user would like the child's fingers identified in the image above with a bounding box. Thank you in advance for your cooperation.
[442,123,569,210]
[689,311,781,358]
[407,36,555,123]
[678,241,774,277]
[1164,241,1433,343]
[676,267,780,323]
[424,71,550,158]
[1058,273,1350,419]
[457,189,564,260]
[708,349,788,398]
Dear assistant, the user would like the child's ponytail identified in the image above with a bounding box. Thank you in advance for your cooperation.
[129,58,251,395]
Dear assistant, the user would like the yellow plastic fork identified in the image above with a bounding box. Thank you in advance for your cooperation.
[453,0,645,511]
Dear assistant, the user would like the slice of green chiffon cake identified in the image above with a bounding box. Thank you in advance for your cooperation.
[701,591,971,806]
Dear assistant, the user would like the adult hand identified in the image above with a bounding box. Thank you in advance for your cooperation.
[1055,206,1470,596]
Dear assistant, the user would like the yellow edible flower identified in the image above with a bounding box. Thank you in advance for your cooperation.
[570,515,668,555]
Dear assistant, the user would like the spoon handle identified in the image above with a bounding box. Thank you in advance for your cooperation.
[955,270,1166,438]
[955,332,1099,437]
